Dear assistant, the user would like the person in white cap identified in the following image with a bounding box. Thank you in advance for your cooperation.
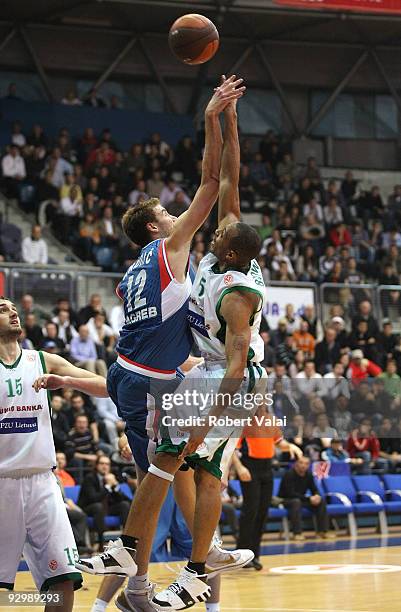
[347,349,382,384]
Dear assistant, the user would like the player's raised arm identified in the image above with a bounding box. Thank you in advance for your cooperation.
[166,75,245,280]
[218,89,241,228]
[33,352,109,397]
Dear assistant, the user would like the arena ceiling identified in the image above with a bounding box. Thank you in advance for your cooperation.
[2,0,401,131]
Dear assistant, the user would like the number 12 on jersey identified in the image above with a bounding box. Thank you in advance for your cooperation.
[126,270,147,313]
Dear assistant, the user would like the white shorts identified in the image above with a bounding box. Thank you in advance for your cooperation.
[0,471,82,591]
[159,361,267,479]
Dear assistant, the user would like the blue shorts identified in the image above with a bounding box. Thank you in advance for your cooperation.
[107,362,183,473]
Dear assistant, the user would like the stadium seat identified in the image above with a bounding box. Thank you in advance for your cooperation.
[353,475,401,516]
[65,485,123,531]
[380,475,401,512]
[119,482,134,500]
[314,478,357,537]
[323,476,387,535]
[65,485,80,505]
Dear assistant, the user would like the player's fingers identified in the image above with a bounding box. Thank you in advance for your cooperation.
[231,78,244,89]
[224,74,236,83]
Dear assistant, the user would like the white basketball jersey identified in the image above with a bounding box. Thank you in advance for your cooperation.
[188,252,266,363]
[0,350,56,477]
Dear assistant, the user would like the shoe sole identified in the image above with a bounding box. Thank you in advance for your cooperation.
[75,562,137,578]
[116,592,157,612]
[206,550,255,579]
[115,594,133,612]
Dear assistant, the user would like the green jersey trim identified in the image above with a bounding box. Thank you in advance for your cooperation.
[0,350,22,369]
[38,350,52,416]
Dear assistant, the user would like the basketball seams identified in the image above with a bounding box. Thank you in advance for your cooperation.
[169,26,218,52]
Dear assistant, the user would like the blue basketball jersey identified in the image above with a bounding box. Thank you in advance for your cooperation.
[116,238,193,378]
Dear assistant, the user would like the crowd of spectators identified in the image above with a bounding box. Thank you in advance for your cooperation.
[2,111,401,287]
[260,298,401,476]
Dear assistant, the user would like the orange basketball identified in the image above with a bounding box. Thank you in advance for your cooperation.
[168,14,219,65]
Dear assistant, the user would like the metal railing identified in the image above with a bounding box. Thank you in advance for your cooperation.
[2,266,401,330]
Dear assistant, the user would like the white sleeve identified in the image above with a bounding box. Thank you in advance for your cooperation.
[40,240,48,264]
[22,238,32,263]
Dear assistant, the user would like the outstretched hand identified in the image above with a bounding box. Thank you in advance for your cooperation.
[32,374,65,393]
[206,74,245,115]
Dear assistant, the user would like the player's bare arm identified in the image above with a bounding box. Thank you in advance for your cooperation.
[183,290,258,456]
[33,352,108,397]
[166,75,245,281]
[218,84,241,229]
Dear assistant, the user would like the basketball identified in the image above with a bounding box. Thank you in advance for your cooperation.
[168,14,219,65]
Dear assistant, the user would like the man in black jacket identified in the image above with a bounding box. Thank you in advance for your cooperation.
[314,327,340,375]
[78,455,131,547]
[278,456,334,541]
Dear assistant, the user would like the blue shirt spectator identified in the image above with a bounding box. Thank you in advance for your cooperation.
[70,325,98,362]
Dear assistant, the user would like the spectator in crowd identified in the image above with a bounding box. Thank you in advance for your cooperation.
[312,413,338,447]
[20,293,49,325]
[95,396,125,450]
[159,178,190,209]
[2,144,26,198]
[22,224,48,265]
[51,396,71,452]
[332,395,353,440]
[55,451,76,487]
[77,455,131,548]
[70,324,108,377]
[65,414,100,482]
[61,89,82,105]
[11,121,26,147]
[278,456,334,540]
[78,293,108,325]
[24,313,44,349]
[314,327,340,375]
[346,419,386,474]
[295,360,325,398]
[378,359,401,398]
[84,87,106,108]
[322,439,364,470]
[378,418,401,472]
[347,349,382,383]
[41,321,67,356]
[292,320,315,358]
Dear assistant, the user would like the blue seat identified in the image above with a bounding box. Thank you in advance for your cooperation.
[65,485,80,504]
[120,482,134,500]
[323,476,387,534]
[382,474,401,502]
[87,515,121,529]
[228,479,242,497]
[65,484,126,532]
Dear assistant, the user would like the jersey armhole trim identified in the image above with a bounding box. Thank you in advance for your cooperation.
[162,239,174,281]
[115,284,123,300]
[38,350,52,416]
[215,286,264,322]
[38,350,47,374]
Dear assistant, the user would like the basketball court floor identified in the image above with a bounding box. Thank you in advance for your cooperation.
[12,535,401,611]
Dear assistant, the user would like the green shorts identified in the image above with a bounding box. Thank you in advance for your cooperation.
[156,438,228,480]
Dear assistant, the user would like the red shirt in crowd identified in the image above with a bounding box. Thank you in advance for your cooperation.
[329,226,352,247]
[346,433,380,460]
[348,360,382,384]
